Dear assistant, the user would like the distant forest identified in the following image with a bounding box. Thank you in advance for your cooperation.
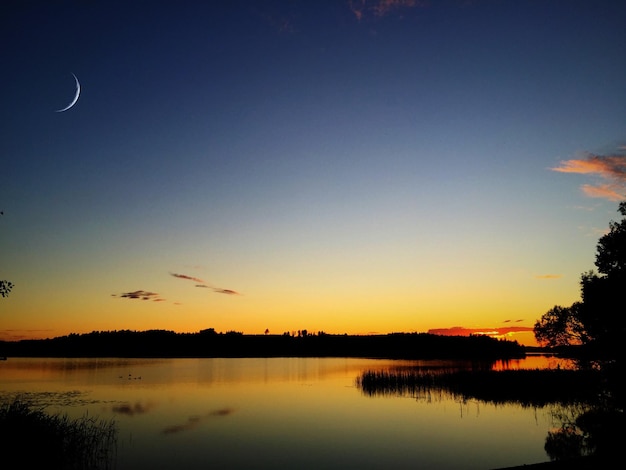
[0,330,526,359]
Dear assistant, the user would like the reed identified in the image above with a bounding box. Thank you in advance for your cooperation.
[0,398,117,469]
[356,368,602,407]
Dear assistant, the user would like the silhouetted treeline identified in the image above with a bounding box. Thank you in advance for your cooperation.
[0,330,525,359]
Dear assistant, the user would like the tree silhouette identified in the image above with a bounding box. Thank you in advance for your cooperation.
[0,280,13,298]
[0,210,13,298]
[534,303,588,348]
[534,201,626,356]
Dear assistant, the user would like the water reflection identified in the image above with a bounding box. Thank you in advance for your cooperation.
[112,401,156,416]
[355,358,621,465]
[0,356,592,469]
[356,367,601,406]
[0,389,94,408]
[162,407,235,435]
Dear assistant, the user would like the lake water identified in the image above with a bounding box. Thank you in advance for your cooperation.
[0,356,572,470]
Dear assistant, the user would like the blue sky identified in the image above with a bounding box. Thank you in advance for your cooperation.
[1,0,625,345]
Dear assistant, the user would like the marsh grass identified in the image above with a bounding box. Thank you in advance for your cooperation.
[356,368,602,407]
[0,398,117,469]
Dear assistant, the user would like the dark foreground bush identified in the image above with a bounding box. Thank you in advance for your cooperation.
[0,399,117,469]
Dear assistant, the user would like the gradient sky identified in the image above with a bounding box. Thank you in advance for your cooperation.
[2,0,625,346]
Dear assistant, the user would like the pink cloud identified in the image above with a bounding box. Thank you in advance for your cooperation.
[581,183,624,201]
[428,325,533,338]
[551,153,626,178]
[551,152,626,201]
[0,329,53,341]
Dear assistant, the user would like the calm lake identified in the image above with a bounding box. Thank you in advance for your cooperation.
[0,355,573,470]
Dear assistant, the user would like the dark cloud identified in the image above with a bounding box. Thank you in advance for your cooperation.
[213,288,240,295]
[120,290,159,300]
[173,272,240,294]
[114,290,165,302]
[170,272,205,283]
[194,284,241,295]
[112,273,239,305]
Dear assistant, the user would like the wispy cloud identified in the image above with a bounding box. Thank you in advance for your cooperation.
[213,288,240,295]
[0,329,53,341]
[172,272,240,295]
[580,184,624,201]
[551,151,626,201]
[112,272,240,305]
[196,284,240,295]
[533,274,562,280]
[170,272,206,283]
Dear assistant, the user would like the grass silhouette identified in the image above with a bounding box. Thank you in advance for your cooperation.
[356,368,602,407]
[0,398,117,469]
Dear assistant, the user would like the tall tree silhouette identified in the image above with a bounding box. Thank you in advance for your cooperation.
[534,201,626,356]
[578,201,626,356]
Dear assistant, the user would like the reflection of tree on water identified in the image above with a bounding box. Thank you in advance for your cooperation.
[356,364,621,463]
[545,403,595,461]
[543,359,624,462]
[529,200,626,464]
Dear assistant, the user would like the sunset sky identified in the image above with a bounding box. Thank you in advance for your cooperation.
[2,0,625,347]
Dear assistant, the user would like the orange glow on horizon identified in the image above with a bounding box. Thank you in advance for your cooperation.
[0,324,541,347]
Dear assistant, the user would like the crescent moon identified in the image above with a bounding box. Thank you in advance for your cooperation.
[55,73,81,112]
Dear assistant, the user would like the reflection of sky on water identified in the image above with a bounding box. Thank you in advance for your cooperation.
[1,357,563,469]
[492,354,576,371]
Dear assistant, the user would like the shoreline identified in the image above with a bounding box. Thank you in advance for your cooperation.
[493,456,606,469]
